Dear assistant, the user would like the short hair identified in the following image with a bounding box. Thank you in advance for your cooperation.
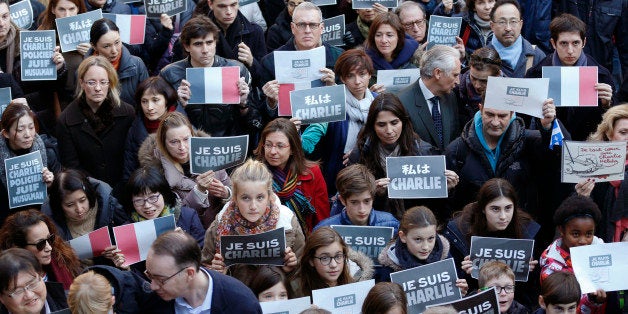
[0,248,42,293]
[124,166,178,213]
[336,164,376,199]
[334,49,375,79]
[553,195,601,227]
[478,260,515,287]
[541,272,581,306]
[489,0,522,21]
[68,271,114,314]
[134,76,178,114]
[550,13,586,42]
[156,111,195,167]
[249,266,293,299]
[589,104,628,141]
[292,2,322,22]
[362,282,407,314]
[230,158,273,198]
[76,56,121,107]
[423,306,458,314]
[420,45,459,79]
[48,169,99,227]
[400,206,437,234]
[395,1,426,19]
[180,15,221,47]
[366,13,406,60]
[150,231,201,270]
[255,118,316,177]
[1,103,39,136]
[90,18,119,47]
[469,47,502,75]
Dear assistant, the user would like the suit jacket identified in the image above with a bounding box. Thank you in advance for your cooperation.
[396,79,461,153]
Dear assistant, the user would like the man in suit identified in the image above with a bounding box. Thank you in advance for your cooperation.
[396,45,461,153]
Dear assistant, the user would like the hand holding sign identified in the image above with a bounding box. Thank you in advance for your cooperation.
[540,99,556,130]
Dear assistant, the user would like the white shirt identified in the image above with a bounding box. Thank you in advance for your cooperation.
[419,78,439,115]
[174,268,214,314]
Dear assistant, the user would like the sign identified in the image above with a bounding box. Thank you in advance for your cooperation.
[274,46,326,115]
[68,226,112,259]
[542,66,598,107]
[56,10,103,52]
[20,30,57,81]
[113,215,176,266]
[10,0,33,29]
[239,0,259,6]
[321,15,344,46]
[353,0,397,9]
[390,258,462,314]
[220,227,286,267]
[144,0,187,18]
[386,156,448,199]
[312,279,375,313]
[483,76,549,118]
[561,140,626,183]
[330,225,394,265]
[426,16,462,49]
[469,236,535,282]
[376,68,421,93]
[0,87,12,116]
[289,84,346,124]
[311,0,336,6]
[186,66,241,104]
[102,13,146,45]
[5,151,46,209]
[189,135,248,174]
[571,242,628,294]
[260,296,311,314]
[428,287,499,314]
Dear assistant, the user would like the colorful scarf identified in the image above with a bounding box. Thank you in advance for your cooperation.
[271,167,315,231]
[215,199,280,254]
[130,205,176,222]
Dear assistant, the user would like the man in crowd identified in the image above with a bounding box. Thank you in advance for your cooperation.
[396,1,428,44]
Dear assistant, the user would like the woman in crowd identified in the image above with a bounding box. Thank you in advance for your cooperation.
[256,118,330,234]
[0,103,58,223]
[362,282,407,314]
[457,0,495,56]
[88,18,149,106]
[0,210,81,290]
[67,271,114,314]
[250,266,293,302]
[138,111,231,228]
[457,47,502,122]
[202,159,304,284]
[56,56,135,194]
[123,76,177,181]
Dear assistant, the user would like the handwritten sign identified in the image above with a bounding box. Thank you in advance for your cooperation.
[390,258,462,314]
[189,135,248,174]
[220,227,286,267]
[144,0,187,18]
[0,87,12,116]
[20,30,57,81]
[386,156,448,199]
[428,286,499,314]
[10,0,33,29]
[260,296,311,314]
[312,279,375,313]
[290,84,346,124]
[321,15,345,46]
[56,10,102,52]
[186,66,241,104]
[427,16,462,49]
[330,225,394,265]
[469,236,534,282]
[561,140,627,183]
[571,242,628,293]
[5,151,46,209]
[352,0,397,9]
[483,76,549,118]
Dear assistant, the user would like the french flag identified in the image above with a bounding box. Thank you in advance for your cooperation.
[186,66,241,104]
[102,13,146,45]
[69,226,111,260]
[542,66,598,107]
[113,215,175,266]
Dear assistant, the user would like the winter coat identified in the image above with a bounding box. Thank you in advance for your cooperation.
[314,209,400,235]
[588,165,628,243]
[288,164,330,233]
[266,8,293,52]
[122,115,148,183]
[457,12,493,57]
[376,234,451,282]
[365,35,419,82]
[487,37,545,78]
[518,0,552,54]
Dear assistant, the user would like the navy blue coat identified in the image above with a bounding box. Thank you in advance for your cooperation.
[314,209,400,234]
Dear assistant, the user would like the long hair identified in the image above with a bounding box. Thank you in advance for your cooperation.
[48,169,99,228]
[295,227,353,297]
[38,0,87,31]
[75,56,121,107]
[1,103,39,139]
[0,209,81,277]
[366,13,406,60]
[254,118,317,175]
[155,111,195,172]
[589,104,628,141]
[362,282,407,314]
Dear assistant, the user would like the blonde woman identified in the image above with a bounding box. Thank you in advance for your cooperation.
[68,271,114,314]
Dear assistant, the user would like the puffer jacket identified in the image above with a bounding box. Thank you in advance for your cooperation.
[376,234,451,282]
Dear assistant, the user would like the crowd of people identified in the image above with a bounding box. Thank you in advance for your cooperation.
[0,0,626,312]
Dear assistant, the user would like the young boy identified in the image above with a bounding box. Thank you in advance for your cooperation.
[534,272,580,314]
[478,261,528,314]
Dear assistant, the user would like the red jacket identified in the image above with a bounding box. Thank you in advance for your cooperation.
[299,165,330,233]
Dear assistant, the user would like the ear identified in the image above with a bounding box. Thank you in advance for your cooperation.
[290,22,298,35]
[1,129,8,140]
[538,296,547,309]
[478,103,484,112]
[433,67,442,80]
[308,258,314,267]
[558,225,565,238]
[182,44,190,54]
[550,38,557,50]
[582,37,586,48]
[399,230,407,244]
[338,195,347,207]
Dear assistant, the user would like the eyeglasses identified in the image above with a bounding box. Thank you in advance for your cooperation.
[313,253,345,266]
[293,22,322,31]
[481,285,515,294]
[492,19,521,28]
[402,19,426,30]
[26,234,55,251]
[144,266,188,286]
[84,80,110,88]
[132,193,161,207]
[6,276,42,299]
[264,142,290,151]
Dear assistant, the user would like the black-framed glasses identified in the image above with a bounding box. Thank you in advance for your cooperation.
[313,253,345,266]
[144,266,188,286]
[293,22,322,31]
[6,275,42,299]
[26,234,55,251]
[132,193,161,207]
[481,285,515,294]
[402,19,426,30]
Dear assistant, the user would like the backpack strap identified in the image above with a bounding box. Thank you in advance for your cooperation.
[525,45,537,73]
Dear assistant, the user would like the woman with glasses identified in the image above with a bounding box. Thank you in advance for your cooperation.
[56,56,135,195]
[0,248,68,314]
[255,118,330,235]
[0,209,81,290]
[138,111,231,228]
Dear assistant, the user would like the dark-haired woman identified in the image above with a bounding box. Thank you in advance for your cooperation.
[456,0,495,57]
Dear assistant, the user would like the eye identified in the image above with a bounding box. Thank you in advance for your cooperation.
[428,236,435,241]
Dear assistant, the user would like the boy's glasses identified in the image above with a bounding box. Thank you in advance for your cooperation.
[481,285,515,294]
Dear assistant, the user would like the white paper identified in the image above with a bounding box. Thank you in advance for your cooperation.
[376,69,421,93]
[260,296,312,314]
[311,279,375,313]
[274,46,326,84]
[483,76,549,118]
[571,242,628,293]
[561,140,627,183]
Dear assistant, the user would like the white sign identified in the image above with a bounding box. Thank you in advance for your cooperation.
[274,46,326,84]
[260,296,311,314]
[376,68,421,93]
[311,279,375,313]
[483,76,549,118]
[571,242,628,294]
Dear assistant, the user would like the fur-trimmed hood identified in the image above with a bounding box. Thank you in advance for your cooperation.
[378,234,450,272]
[137,129,211,171]
[348,247,374,282]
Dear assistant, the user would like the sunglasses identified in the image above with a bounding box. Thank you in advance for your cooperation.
[26,234,55,251]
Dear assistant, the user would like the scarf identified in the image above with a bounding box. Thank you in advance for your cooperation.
[143,106,176,134]
[130,205,176,222]
[79,97,114,135]
[215,199,280,253]
[67,201,98,239]
[474,111,515,172]
[356,17,370,40]
[0,25,18,74]
[344,87,373,153]
[0,135,48,188]
[393,234,444,268]
[272,167,315,231]
[47,259,75,290]
[377,143,401,172]
[111,53,121,70]
[551,50,587,67]
[473,13,492,42]
[491,35,522,70]
[366,36,419,70]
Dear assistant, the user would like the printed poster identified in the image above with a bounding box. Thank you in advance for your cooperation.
[312,279,375,313]
[427,287,499,314]
[321,15,345,46]
[56,10,102,52]
[144,0,187,18]
[5,151,46,209]
[10,0,33,29]
[426,16,462,49]
[330,225,394,265]
[376,68,421,93]
[483,76,549,118]
[571,242,628,294]
[469,236,535,282]
[386,156,448,199]
[220,228,286,267]
[189,135,248,174]
[20,30,57,81]
[260,296,311,314]
[289,84,346,124]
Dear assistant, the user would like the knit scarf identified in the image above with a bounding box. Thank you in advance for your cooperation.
[551,50,587,67]
[130,205,176,222]
[491,35,522,70]
[47,259,75,290]
[393,234,444,268]
[67,201,98,239]
[271,167,315,231]
[344,87,373,153]
[0,25,18,74]
[473,13,491,34]
[377,143,401,172]
[79,97,114,135]
[215,199,280,253]
[356,17,370,40]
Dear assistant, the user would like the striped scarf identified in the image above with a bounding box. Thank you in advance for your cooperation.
[271,167,315,231]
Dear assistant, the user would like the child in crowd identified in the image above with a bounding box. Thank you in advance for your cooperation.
[250,266,292,302]
[534,271,580,314]
[314,164,399,233]
[478,261,528,314]
[377,206,468,296]
[362,282,407,314]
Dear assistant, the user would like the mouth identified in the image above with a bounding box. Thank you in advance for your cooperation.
[327,270,340,277]
[24,297,40,307]
[143,210,157,216]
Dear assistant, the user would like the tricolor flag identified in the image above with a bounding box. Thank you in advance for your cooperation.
[113,215,176,266]
[68,226,112,259]
[186,66,241,104]
[278,80,324,116]
[542,66,598,107]
[550,119,564,149]
[102,13,146,45]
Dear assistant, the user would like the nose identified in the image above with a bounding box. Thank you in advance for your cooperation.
[328,257,339,268]
[150,280,160,291]
[44,241,52,252]
[577,236,588,245]
[498,210,507,219]
[23,287,36,298]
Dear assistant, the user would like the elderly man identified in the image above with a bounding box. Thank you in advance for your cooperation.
[396,1,428,44]
[145,231,262,313]
[396,45,461,153]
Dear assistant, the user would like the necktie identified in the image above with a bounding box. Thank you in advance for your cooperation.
[431,96,443,148]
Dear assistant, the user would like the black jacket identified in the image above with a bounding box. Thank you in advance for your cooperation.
[266,8,293,52]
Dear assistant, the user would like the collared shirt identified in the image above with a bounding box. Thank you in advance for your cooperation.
[174,268,214,314]
[419,78,438,115]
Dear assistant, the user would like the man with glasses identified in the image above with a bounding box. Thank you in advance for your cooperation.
[396,1,428,44]
[145,231,262,313]
[487,0,544,78]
